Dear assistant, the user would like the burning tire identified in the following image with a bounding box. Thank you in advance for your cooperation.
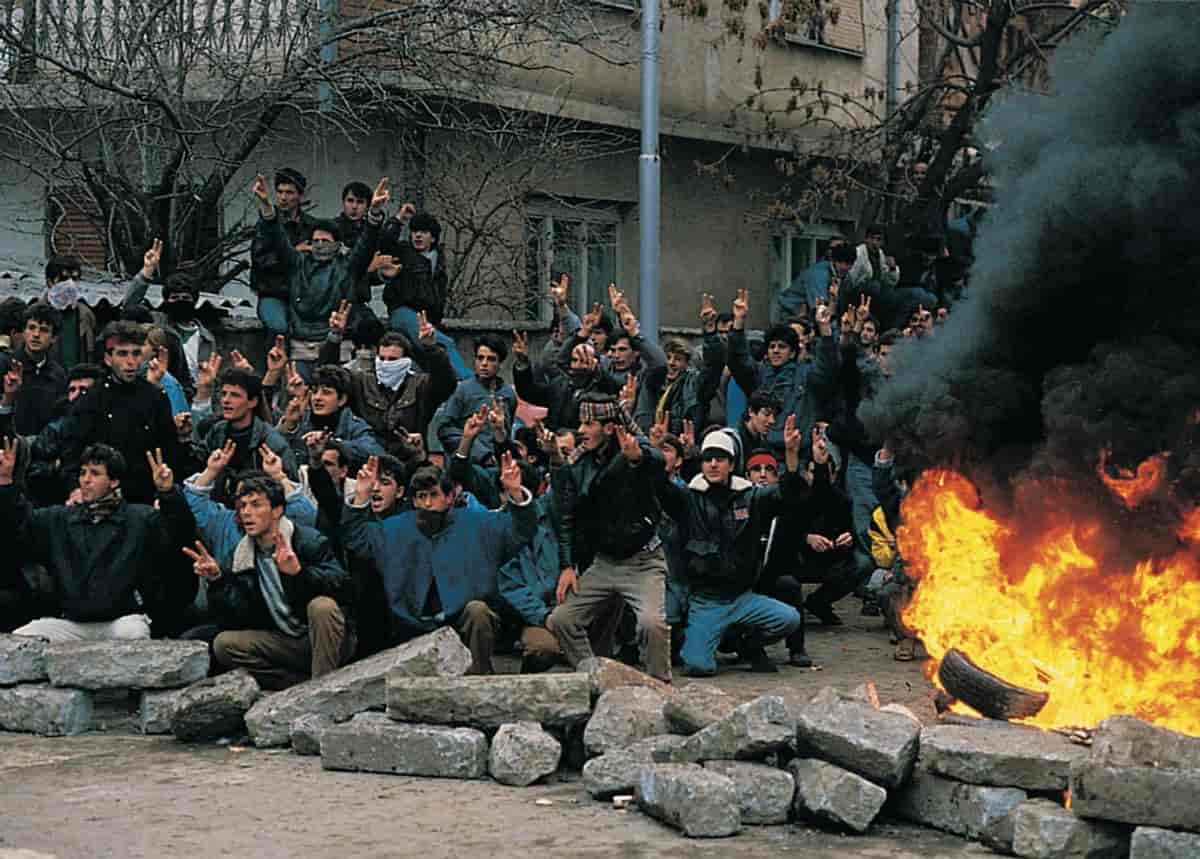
[937,648,1049,721]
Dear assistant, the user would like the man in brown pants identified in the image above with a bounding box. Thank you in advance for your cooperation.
[548,394,671,682]
[183,445,355,690]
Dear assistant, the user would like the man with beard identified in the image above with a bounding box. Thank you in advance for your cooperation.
[548,393,672,682]
[320,303,455,462]
[250,173,387,363]
[341,454,535,674]
[278,364,385,468]
[1,441,196,641]
[182,443,352,689]
[192,368,297,507]
[511,328,621,434]
[123,238,216,398]
[657,420,807,676]
[31,321,185,504]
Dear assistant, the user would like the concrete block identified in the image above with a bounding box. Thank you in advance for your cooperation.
[577,657,672,700]
[290,714,334,756]
[321,712,488,779]
[663,683,738,735]
[637,763,741,837]
[1012,798,1130,858]
[893,769,1027,839]
[626,733,690,763]
[789,758,888,833]
[139,689,184,735]
[583,686,670,756]
[0,634,48,685]
[1070,760,1200,832]
[795,686,921,788]
[245,627,471,747]
[1130,826,1200,859]
[488,722,562,787]
[1091,716,1200,771]
[386,673,591,731]
[45,640,208,690]
[0,683,92,736]
[171,670,261,742]
[677,695,794,763]
[704,760,794,825]
[583,751,654,799]
[920,723,1087,790]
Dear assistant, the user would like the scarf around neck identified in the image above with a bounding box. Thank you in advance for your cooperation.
[84,487,123,523]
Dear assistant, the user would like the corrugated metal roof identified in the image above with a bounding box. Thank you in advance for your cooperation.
[0,266,258,317]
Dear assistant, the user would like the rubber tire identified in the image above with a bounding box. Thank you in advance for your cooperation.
[937,648,1049,721]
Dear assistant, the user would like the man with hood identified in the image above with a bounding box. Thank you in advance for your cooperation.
[320,304,455,462]
[656,418,807,676]
[250,173,387,361]
[341,454,536,675]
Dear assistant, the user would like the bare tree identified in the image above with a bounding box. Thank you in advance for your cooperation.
[0,0,634,285]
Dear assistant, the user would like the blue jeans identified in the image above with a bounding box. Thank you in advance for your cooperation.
[680,591,801,675]
[844,453,879,578]
[257,296,289,339]
[388,306,472,380]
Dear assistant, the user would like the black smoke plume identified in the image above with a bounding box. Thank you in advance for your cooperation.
[861,5,1200,516]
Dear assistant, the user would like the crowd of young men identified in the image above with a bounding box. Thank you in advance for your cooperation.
[0,170,955,690]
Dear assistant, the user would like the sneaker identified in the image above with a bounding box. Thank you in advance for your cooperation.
[742,645,778,673]
[804,599,844,626]
[788,650,814,668]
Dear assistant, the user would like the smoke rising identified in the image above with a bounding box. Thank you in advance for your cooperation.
[861,5,1200,512]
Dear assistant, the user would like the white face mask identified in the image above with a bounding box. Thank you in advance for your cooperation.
[47,278,80,310]
[375,356,413,390]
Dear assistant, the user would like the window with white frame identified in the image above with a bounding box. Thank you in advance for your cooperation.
[525,203,621,321]
[769,224,845,303]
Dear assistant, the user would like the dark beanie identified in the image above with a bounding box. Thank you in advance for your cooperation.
[275,168,307,194]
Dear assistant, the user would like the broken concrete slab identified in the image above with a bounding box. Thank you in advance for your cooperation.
[676,695,794,763]
[139,689,185,735]
[582,750,654,799]
[704,760,794,825]
[1130,826,1200,859]
[577,657,672,700]
[45,640,208,690]
[1011,798,1130,859]
[626,733,690,763]
[321,712,488,779]
[583,686,670,756]
[488,722,562,787]
[386,674,591,731]
[1069,760,1200,832]
[663,683,738,735]
[980,800,1024,855]
[171,670,261,743]
[847,681,881,708]
[0,634,48,685]
[637,763,741,837]
[789,758,888,833]
[795,685,921,788]
[919,723,1087,790]
[290,714,334,756]
[893,769,1028,840]
[0,684,92,736]
[245,627,471,747]
[1091,716,1200,771]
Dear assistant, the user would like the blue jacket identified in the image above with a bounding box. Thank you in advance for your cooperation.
[182,476,318,570]
[340,489,537,635]
[282,406,385,468]
[726,329,839,451]
[436,375,517,464]
[772,260,836,323]
[497,494,560,628]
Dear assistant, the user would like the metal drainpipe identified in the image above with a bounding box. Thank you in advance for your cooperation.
[638,0,661,344]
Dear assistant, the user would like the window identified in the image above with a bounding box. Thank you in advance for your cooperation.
[769,225,845,300]
[525,203,621,321]
[769,0,864,55]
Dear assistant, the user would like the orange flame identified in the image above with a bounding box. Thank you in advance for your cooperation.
[1097,449,1169,510]
[898,469,1200,736]
[1181,508,1200,544]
